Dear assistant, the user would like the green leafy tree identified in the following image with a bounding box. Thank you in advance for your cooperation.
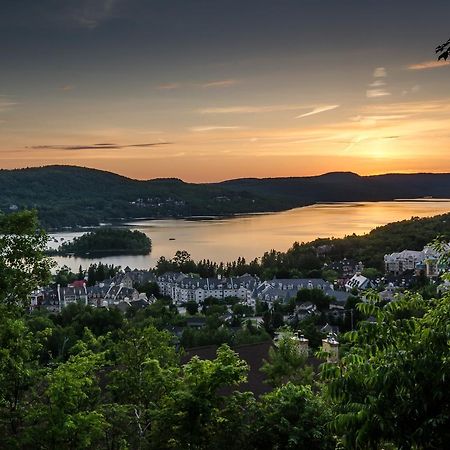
[296,288,332,312]
[0,211,53,308]
[108,326,179,448]
[322,291,450,449]
[150,345,248,449]
[24,351,107,450]
[361,267,380,280]
[253,383,335,450]
[0,310,49,446]
[261,331,314,387]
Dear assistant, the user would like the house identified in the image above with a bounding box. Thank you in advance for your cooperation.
[328,303,346,320]
[384,245,449,278]
[326,259,364,278]
[57,282,88,309]
[156,272,259,306]
[378,284,400,302]
[87,282,139,307]
[345,274,371,292]
[255,278,332,304]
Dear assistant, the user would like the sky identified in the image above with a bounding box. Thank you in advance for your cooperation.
[1,0,450,182]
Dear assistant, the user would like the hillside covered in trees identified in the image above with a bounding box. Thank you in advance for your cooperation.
[2,165,450,229]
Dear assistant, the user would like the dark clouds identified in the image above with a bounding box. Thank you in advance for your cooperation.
[28,142,172,151]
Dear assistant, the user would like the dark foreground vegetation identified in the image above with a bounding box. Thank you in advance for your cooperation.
[53,228,152,257]
[2,165,450,229]
[1,210,449,449]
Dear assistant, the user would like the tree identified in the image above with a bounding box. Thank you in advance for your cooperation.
[150,345,248,449]
[322,291,450,449]
[186,300,199,315]
[0,309,47,446]
[296,288,332,312]
[261,331,314,387]
[0,211,53,308]
[253,383,335,450]
[436,38,450,61]
[361,267,380,280]
[108,326,179,448]
[24,350,107,450]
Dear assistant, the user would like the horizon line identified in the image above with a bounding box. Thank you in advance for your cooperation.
[3,164,450,184]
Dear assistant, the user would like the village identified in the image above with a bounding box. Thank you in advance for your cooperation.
[30,241,450,348]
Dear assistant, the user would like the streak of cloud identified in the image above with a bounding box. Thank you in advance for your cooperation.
[157,83,181,90]
[295,105,340,119]
[201,79,241,88]
[189,126,244,132]
[366,89,391,98]
[408,60,450,70]
[198,104,308,114]
[28,142,172,151]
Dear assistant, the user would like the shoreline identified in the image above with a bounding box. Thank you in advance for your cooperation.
[44,197,449,233]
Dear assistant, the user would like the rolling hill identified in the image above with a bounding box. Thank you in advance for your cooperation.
[1,165,450,229]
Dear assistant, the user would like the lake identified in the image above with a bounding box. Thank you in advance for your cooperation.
[50,200,450,272]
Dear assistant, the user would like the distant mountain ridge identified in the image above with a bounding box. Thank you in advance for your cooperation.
[1,165,450,229]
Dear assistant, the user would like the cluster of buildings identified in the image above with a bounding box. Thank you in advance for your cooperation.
[31,269,156,312]
[384,244,449,278]
[31,267,355,314]
[156,272,351,307]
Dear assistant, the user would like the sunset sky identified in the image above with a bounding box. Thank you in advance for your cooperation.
[1,0,450,181]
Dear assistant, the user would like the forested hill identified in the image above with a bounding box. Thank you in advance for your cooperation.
[2,165,450,229]
[219,172,450,203]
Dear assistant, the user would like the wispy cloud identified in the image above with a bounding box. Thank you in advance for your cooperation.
[28,142,172,151]
[367,67,390,98]
[0,96,18,112]
[67,0,120,29]
[407,60,450,70]
[157,83,181,90]
[369,79,386,87]
[366,89,391,98]
[58,84,75,91]
[198,104,307,114]
[295,105,339,119]
[189,126,244,132]
[373,67,387,78]
[352,114,409,121]
[201,79,240,88]
[359,99,450,115]
[401,85,421,96]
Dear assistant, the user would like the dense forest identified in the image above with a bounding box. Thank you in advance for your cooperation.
[54,228,152,257]
[0,210,449,449]
[2,165,450,229]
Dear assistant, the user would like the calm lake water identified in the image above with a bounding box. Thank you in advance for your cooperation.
[50,200,450,272]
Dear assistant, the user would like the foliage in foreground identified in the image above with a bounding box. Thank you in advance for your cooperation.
[1,210,450,449]
[322,292,450,449]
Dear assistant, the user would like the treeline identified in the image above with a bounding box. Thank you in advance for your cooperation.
[55,228,152,256]
[54,263,121,287]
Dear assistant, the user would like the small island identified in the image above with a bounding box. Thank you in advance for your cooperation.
[56,228,152,257]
